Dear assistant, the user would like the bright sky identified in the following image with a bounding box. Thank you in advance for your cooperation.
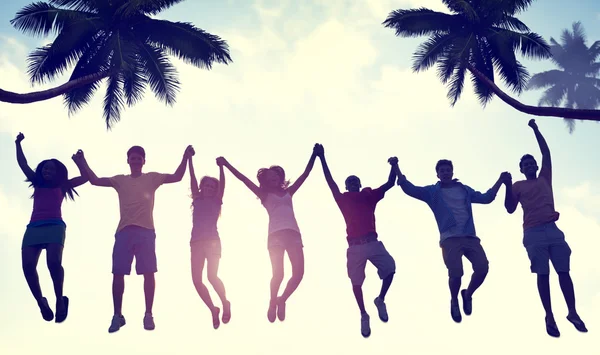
[1,1,599,354]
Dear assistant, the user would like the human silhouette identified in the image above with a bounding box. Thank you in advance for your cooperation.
[217,147,317,322]
[394,158,509,323]
[15,132,88,323]
[503,119,588,337]
[188,153,230,329]
[78,145,194,333]
[314,143,397,338]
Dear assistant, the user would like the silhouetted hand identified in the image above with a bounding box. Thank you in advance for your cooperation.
[72,149,84,163]
[388,157,398,165]
[216,157,228,167]
[501,171,512,185]
[15,132,24,143]
[528,119,538,130]
[184,145,194,158]
[313,143,324,157]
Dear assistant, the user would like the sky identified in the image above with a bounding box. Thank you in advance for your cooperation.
[0,0,599,354]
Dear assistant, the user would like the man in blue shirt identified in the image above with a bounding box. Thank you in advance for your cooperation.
[394,160,509,322]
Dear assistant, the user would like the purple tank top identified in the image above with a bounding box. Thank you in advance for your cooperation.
[30,187,64,222]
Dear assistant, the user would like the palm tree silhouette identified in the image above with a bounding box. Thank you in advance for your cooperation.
[383,0,600,122]
[0,0,232,128]
[527,22,600,132]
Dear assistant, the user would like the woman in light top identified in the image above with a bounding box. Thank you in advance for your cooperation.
[188,151,230,329]
[217,145,317,322]
[15,132,87,323]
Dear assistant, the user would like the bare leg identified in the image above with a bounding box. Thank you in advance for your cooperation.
[46,244,67,321]
[378,273,394,301]
[143,273,155,315]
[277,246,304,321]
[112,274,125,316]
[352,285,367,314]
[22,246,43,301]
[192,252,220,328]
[267,247,285,322]
[206,256,229,324]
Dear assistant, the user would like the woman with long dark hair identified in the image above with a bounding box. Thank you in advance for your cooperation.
[15,132,88,323]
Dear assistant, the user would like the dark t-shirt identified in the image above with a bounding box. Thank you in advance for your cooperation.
[335,187,385,239]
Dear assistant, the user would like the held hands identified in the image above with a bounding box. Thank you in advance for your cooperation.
[528,119,538,130]
[387,157,398,166]
[499,171,512,185]
[15,132,24,143]
[184,145,195,158]
[313,143,324,158]
[71,149,85,163]
[216,156,228,167]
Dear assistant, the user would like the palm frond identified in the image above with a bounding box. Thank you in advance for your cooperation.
[10,2,96,37]
[526,70,569,90]
[539,84,567,106]
[440,0,478,20]
[412,33,456,72]
[447,62,467,106]
[26,18,101,84]
[103,72,125,129]
[63,35,111,114]
[548,40,567,69]
[116,0,184,17]
[589,41,600,61]
[497,15,530,32]
[487,31,530,93]
[501,30,551,59]
[383,8,461,38]
[469,39,495,105]
[137,42,179,105]
[49,0,99,12]
[498,0,535,15]
[135,18,231,69]
[436,52,460,84]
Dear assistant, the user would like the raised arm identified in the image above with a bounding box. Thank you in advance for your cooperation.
[78,151,113,187]
[287,147,318,196]
[218,157,262,199]
[529,119,551,175]
[503,174,518,214]
[378,157,398,192]
[394,164,431,203]
[189,155,200,197]
[68,150,89,188]
[15,133,35,181]
[314,144,342,199]
[469,172,509,204]
[217,162,225,200]
[164,145,193,184]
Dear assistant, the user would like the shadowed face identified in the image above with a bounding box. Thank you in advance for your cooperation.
[201,178,219,198]
[263,169,281,189]
[345,175,361,192]
[520,157,538,178]
[436,165,453,183]
[127,152,145,170]
[42,161,57,181]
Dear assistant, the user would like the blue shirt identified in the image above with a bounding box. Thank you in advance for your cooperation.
[398,179,497,244]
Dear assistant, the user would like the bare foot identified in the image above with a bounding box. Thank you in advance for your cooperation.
[212,307,221,329]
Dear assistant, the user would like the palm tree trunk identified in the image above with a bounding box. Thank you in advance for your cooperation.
[467,64,600,121]
[0,70,112,104]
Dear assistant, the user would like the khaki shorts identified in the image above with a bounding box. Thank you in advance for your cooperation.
[346,240,396,286]
[440,236,489,278]
[191,239,222,259]
[268,229,303,251]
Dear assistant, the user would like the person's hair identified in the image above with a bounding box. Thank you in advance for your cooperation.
[435,159,453,172]
[127,146,145,159]
[519,154,536,168]
[257,165,290,195]
[190,176,222,217]
[27,159,78,201]
[344,175,360,186]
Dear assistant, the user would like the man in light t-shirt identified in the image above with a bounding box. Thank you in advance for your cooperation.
[395,160,509,323]
[503,119,587,338]
[79,145,193,333]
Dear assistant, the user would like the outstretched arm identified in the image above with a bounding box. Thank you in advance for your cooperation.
[287,149,318,196]
[504,176,518,214]
[529,119,551,176]
[314,144,342,199]
[470,172,509,204]
[15,133,35,181]
[218,157,262,199]
[189,155,200,197]
[164,145,193,184]
[68,150,89,188]
[78,152,113,187]
[378,157,398,192]
[218,163,225,200]
[394,165,431,202]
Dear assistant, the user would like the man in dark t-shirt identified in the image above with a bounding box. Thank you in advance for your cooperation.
[314,143,397,338]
